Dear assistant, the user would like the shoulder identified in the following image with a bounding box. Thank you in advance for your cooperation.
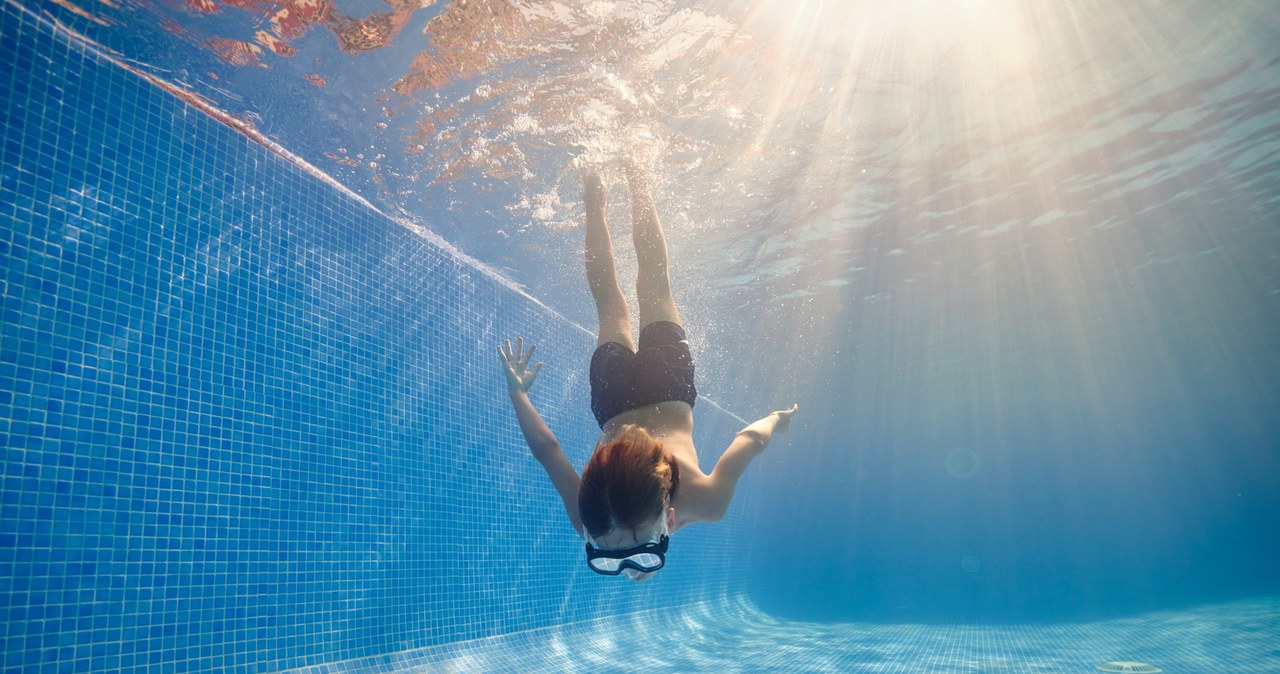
[671,466,726,525]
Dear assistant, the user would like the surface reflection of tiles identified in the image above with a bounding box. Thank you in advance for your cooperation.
[290,595,1280,673]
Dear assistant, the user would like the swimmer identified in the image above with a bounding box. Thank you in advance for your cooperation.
[499,160,797,581]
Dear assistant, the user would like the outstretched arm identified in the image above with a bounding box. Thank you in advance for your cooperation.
[705,404,798,521]
[499,338,584,538]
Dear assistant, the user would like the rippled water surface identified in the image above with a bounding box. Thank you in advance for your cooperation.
[39,1,1280,319]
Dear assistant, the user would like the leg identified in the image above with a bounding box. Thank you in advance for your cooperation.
[584,173,635,350]
[626,164,681,330]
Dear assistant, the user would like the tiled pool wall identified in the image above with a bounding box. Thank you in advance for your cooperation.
[0,3,752,672]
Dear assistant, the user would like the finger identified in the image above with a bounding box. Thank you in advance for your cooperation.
[529,361,543,381]
[525,343,538,365]
[516,336,525,358]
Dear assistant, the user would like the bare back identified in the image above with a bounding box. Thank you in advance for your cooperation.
[600,400,716,531]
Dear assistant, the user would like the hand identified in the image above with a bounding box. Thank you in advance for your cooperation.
[499,337,543,394]
[771,404,798,433]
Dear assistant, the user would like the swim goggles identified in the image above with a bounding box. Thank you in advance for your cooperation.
[585,534,669,575]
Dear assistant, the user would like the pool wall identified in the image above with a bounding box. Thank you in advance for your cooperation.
[0,4,753,672]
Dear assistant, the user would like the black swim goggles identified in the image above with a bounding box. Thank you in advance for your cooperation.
[585,534,669,575]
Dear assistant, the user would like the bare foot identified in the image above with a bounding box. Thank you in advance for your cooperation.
[621,158,648,190]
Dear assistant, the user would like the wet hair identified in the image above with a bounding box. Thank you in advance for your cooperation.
[578,424,680,541]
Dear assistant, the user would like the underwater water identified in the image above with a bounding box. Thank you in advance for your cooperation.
[2,0,1279,671]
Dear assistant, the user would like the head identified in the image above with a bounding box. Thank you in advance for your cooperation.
[578,424,679,581]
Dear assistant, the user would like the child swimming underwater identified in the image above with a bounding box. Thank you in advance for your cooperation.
[500,161,796,581]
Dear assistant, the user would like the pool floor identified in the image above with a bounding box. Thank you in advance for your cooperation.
[285,595,1280,673]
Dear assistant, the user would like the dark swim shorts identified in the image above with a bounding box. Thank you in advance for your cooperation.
[589,321,697,429]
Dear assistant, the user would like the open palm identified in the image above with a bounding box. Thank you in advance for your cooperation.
[499,337,543,393]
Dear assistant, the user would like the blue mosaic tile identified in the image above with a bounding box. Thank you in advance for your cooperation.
[0,2,751,672]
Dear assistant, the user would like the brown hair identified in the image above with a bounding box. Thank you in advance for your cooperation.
[578,424,680,540]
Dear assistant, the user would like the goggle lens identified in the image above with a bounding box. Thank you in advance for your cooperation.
[585,534,669,575]
[588,551,663,573]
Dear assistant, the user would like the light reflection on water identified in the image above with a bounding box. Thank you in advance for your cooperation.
[36,0,1280,310]
[280,594,1280,673]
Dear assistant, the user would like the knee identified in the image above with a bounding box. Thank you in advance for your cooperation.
[594,288,630,312]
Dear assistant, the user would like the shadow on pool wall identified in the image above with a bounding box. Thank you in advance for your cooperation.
[0,5,753,673]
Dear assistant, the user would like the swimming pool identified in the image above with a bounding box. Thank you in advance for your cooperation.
[3,0,1278,672]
